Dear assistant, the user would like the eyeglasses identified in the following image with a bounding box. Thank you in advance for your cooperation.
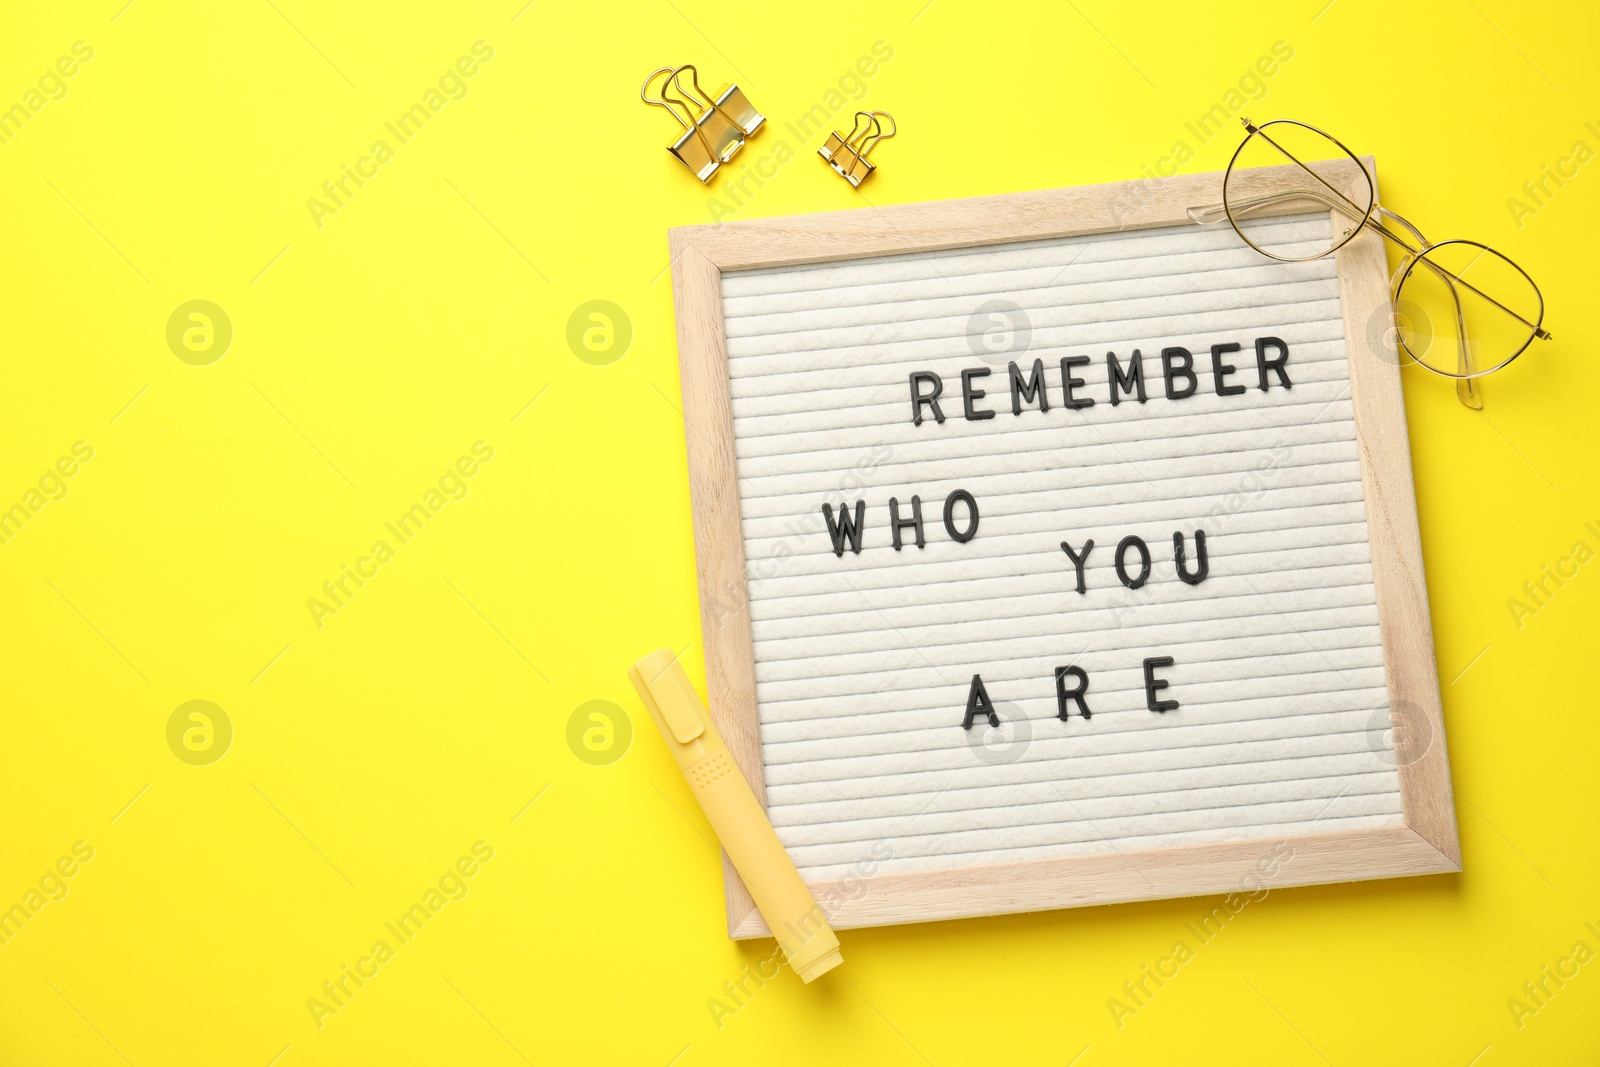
[1188,118,1552,410]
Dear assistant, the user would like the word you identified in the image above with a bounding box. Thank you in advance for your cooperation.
[1108,842,1293,1028]
[0,40,94,146]
[307,41,495,229]
[1506,920,1600,1030]
[1,841,95,947]
[1,440,94,547]
[307,841,494,1029]
[307,441,495,629]
[706,40,895,223]
[1506,121,1600,230]
[908,337,1292,425]
[1506,519,1600,630]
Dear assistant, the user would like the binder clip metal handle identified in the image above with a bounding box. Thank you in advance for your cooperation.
[642,66,721,183]
[675,63,764,139]
[818,111,896,187]
[641,64,765,184]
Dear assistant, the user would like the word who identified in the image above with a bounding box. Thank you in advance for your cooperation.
[822,488,980,555]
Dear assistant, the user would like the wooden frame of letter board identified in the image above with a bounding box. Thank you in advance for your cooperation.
[668,158,1461,939]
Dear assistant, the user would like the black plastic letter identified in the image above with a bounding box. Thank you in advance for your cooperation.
[1211,342,1246,396]
[1060,538,1095,594]
[943,490,979,543]
[909,372,946,425]
[1055,666,1091,721]
[961,368,995,421]
[963,674,999,729]
[1060,356,1095,410]
[1009,358,1050,415]
[1108,350,1148,406]
[822,501,867,557]
[1143,656,1179,713]
[1255,336,1291,391]
[1115,535,1152,589]
[1173,529,1209,585]
[1161,347,1197,399]
[889,495,925,550]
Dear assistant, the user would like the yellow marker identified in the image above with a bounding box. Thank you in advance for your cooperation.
[628,649,843,983]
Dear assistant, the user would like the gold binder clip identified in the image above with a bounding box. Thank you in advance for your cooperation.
[675,63,764,142]
[641,65,765,183]
[818,111,896,187]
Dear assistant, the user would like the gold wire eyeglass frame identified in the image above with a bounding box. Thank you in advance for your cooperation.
[1189,118,1553,411]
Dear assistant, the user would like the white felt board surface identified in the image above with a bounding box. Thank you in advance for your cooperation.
[718,214,1405,883]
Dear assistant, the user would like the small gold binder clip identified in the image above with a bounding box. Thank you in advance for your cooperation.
[818,111,896,187]
[641,65,765,183]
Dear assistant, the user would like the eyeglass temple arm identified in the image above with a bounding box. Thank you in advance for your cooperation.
[1188,190,1548,344]
[1386,242,1484,409]
[1190,191,1487,407]
[1388,253,1484,408]
[1191,192,1431,262]
[1189,191,1445,277]
[1188,189,1369,229]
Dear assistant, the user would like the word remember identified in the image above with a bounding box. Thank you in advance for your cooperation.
[908,337,1292,426]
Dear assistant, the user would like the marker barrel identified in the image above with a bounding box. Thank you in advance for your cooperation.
[630,650,842,983]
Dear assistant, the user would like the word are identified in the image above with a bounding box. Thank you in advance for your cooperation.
[962,657,1180,730]
[1,841,94,947]
[822,488,979,555]
[909,338,1291,425]
[1062,531,1210,592]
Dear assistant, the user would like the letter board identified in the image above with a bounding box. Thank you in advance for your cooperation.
[667,160,1459,937]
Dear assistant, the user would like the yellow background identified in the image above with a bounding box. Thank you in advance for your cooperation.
[1,0,1596,1063]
